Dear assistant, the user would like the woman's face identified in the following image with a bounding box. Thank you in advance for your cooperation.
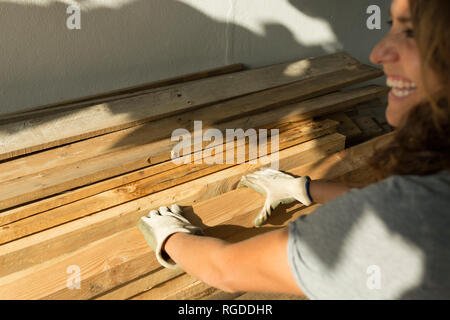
[370,0,440,127]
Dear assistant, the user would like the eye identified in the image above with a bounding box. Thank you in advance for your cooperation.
[405,29,415,38]
[387,19,414,38]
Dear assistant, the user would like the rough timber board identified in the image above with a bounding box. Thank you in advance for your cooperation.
[0,85,387,212]
[130,273,209,300]
[235,292,307,300]
[0,133,346,279]
[95,267,186,300]
[0,64,245,122]
[353,116,384,141]
[318,112,363,143]
[0,52,368,161]
[0,119,338,243]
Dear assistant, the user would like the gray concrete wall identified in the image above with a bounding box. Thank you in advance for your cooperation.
[0,0,390,115]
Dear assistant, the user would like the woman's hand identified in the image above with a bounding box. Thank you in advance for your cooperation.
[238,168,313,227]
[238,168,352,227]
[137,204,203,269]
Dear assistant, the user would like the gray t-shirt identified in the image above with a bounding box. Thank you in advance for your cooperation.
[287,170,450,300]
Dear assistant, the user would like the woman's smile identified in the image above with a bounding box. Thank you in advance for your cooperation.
[386,75,417,100]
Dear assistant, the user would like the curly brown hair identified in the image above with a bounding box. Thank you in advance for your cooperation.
[369,0,450,179]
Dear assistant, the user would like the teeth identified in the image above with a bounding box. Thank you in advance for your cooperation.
[391,87,416,97]
[387,78,417,89]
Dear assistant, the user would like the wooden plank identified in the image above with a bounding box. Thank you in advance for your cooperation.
[380,123,393,134]
[97,268,241,300]
[0,133,346,279]
[95,268,185,300]
[353,116,384,142]
[129,273,209,300]
[0,64,245,122]
[0,85,387,212]
[0,226,154,300]
[0,52,369,161]
[348,98,392,137]
[0,119,338,243]
[319,112,363,142]
[138,275,237,300]
[204,291,244,300]
[235,292,307,300]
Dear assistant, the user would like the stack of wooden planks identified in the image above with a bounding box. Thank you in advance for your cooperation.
[0,52,392,300]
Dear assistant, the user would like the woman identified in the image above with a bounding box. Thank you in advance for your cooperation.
[138,0,449,299]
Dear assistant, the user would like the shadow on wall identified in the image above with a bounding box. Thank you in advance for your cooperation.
[0,0,388,115]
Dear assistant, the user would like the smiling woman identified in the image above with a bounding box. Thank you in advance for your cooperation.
[369,0,450,178]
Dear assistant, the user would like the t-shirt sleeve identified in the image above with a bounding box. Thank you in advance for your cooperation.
[286,174,445,299]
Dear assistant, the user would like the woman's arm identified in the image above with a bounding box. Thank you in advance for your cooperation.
[164,227,304,295]
[309,180,350,204]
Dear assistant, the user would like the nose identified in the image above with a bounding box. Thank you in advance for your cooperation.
[370,34,399,66]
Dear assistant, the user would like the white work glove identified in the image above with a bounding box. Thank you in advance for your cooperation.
[137,204,203,269]
[237,168,313,227]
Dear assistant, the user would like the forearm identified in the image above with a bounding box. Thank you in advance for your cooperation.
[163,228,303,295]
[164,232,232,290]
[309,180,350,204]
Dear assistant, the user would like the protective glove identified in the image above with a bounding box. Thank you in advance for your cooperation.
[237,168,313,227]
[137,204,203,269]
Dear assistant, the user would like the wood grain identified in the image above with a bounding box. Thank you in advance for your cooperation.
[0,84,387,212]
[0,119,338,243]
[0,64,245,122]
[319,112,363,143]
[0,84,385,185]
[0,133,393,300]
[0,133,346,279]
